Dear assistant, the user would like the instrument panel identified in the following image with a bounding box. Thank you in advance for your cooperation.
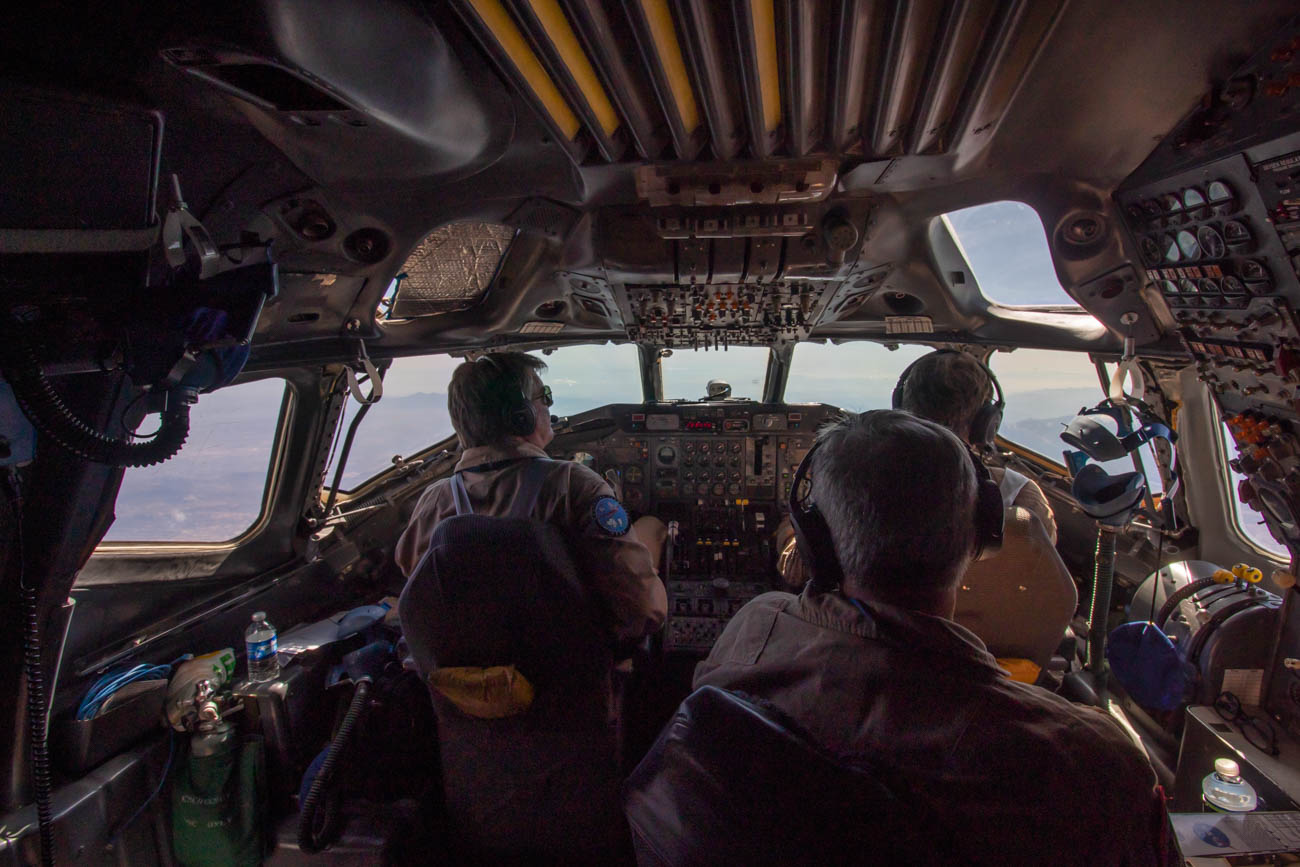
[560,401,837,652]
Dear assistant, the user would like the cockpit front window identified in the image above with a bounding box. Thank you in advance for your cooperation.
[659,345,770,401]
[785,342,928,409]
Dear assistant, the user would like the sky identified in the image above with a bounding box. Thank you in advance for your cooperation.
[102,202,1285,556]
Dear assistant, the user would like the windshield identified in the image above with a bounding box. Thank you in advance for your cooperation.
[785,342,929,409]
[660,346,770,400]
[328,343,642,490]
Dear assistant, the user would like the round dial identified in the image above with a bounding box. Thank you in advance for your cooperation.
[624,465,643,484]
[657,445,676,464]
[1176,229,1200,260]
[1197,225,1226,260]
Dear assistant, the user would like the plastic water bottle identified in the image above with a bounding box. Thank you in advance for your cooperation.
[245,611,280,683]
[1202,758,1257,812]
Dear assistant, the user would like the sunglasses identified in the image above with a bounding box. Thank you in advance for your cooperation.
[533,385,553,408]
[1214,691,1279,756]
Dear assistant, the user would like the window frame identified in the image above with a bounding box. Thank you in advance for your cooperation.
[1215,415,1290,563]
[92,375,296,554]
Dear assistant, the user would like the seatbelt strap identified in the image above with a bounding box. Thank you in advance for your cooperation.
[506,459,555,520]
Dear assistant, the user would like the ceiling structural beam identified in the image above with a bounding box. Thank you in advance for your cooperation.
[826,0,883,154]
[733,0,784,159]
[673,0,744,160]
[623,0,705,160]
[870,0,945,157]
[778,0,827,157]
[560,0,667,160]
[947,0,1064,150]
[906,0,1000,155]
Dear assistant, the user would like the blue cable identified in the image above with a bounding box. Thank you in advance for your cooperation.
[77,663,171,720]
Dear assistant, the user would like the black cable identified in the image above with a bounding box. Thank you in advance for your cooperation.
[1087,528,1117,693]
[1154,576,1221,629]
[1,325,190,468]
[10,471,55,867]
[321,401,372,519]
[298,681,371,853]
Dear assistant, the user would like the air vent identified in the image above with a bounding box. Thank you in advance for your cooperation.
[390,222,516,317]
[187,63,348,112]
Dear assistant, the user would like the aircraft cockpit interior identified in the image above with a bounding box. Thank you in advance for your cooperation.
[8,1,1300,864]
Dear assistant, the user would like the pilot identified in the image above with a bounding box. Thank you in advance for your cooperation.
[894,348,1056,542]
[693,411,1171,865]
[394,351,667,641]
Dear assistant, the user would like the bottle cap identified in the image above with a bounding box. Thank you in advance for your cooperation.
[1215,758,1240,778]
[252,611,266,622]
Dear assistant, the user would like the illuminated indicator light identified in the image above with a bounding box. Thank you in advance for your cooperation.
[525,0,620,136]
[638,0,700,134]
[468,0,580,139]
[748,0,781,133]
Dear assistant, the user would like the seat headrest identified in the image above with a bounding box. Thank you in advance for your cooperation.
[624,687,951,865]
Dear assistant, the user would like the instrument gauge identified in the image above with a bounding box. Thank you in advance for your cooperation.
[1197,226,1226,260]
[1223,220,1251,248]
[624,465,644,484]
[657,445,676,464]
[1207,180,1235,210]
[1161,234,1180,263]
[1182,187,1207,218]
[1176,229,1200,260]
[1222,276,1246,296]
[1139,236,1162,266]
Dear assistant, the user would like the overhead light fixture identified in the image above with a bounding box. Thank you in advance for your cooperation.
[748,0,780,134]
[635,0,700,138]
[524,0,620,137]
[464,0,580,140]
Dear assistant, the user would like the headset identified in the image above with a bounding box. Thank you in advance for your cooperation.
[891,349,1005,450]
[476,354,536,438]
[788,428,1004,592]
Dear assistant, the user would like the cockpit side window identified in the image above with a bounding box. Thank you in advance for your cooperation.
[100,377,288,543]
[1222,420,1289,560]
[943,201,1079,308]
[991,349,1165,492]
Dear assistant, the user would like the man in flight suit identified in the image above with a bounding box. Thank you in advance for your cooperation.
[695,411,1173,866]
[395,351,667,641]
[895,349,1056,541]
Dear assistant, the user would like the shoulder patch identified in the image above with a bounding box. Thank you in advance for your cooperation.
[592,497,630,536]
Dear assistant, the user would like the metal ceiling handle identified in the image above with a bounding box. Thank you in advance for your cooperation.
[162,174,220,279]
[1109,336,1146,404]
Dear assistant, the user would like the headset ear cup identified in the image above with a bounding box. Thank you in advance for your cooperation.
[972,467,1004,560]
[970,404,1003,451]
[788,443,843,590]
[508,401,535,437]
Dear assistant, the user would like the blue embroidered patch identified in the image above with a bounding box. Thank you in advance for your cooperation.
[593,497,630,536]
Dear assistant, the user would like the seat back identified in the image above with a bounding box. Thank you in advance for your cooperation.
[954,505,1077,671]
[399,498,627,863]
[624,686,946,867]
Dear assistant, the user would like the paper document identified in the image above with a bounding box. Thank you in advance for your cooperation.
[1171,811,1300,857]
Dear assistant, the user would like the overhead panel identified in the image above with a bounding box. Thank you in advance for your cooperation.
[390,222,516,318]
[454,0,1059,164]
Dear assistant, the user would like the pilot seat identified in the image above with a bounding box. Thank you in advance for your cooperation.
[398,461,629,864]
